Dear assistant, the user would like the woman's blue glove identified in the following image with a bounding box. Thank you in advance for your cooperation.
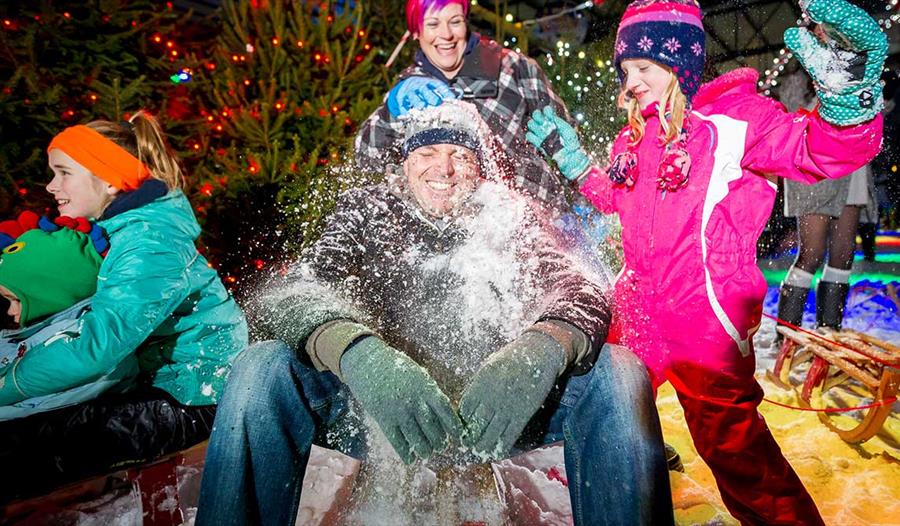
[341,336,463,464]
[458,331,567,459]
[526,106,591,181]
[386,77,458,118]
[784,0,887,125]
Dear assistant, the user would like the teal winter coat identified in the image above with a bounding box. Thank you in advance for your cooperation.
[0,191,247,406]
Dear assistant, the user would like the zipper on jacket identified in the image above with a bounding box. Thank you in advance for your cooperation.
[646,143,668,261]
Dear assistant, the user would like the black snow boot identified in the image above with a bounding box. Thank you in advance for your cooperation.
[777,284,810,329]
[816,281,851,330]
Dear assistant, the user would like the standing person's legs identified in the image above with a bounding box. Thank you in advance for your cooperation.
[778,214,830,329]
[794,214,831,273]
[668,339,823,526]
[0,386,214,502]
[196,341,347,526]
[858,221,877,262]
[538,344,673,526]
[817,205,862,328]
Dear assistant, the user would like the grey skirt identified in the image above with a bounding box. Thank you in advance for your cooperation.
[784,164,876,221]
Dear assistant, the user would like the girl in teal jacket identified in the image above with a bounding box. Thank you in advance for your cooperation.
[0,112,248,501]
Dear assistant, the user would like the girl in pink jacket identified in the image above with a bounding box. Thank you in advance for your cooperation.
[526,0,885,524]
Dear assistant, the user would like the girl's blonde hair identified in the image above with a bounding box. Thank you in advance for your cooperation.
[86,111,184,190]
[619,70,687,148]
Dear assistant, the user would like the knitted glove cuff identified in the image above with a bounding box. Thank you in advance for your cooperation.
[818,87,884,126]
[552,147,591,182]
[528,319,592,376]
[571,164,595,187]
[306,319,375,381]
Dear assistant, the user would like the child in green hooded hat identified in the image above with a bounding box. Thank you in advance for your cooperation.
[0,212,137,420]
[0,212,106,328]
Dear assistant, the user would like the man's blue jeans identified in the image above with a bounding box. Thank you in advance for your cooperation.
[196,341,673,526]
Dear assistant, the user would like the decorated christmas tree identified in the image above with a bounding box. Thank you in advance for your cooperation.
[172,0,400,291]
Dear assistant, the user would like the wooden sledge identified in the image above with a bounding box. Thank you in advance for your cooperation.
[767,326,900,443]
[1,442,209,525]
[0,441,568,525]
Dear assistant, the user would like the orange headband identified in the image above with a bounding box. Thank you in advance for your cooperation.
[47,125,151,191]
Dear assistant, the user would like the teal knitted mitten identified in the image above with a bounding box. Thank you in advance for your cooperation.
[784,0,887,125]
[526,106,591,181]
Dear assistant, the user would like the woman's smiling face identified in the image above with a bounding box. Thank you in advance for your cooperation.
[417,3,468,79]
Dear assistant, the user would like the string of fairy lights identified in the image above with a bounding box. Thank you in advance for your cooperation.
[489,0,900,148]
[544,49,622,148]
[484,0,900,103]
[5,1,896,152]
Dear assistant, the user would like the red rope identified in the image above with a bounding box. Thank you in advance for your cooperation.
[763,396,898,413]
[762,312,899,368]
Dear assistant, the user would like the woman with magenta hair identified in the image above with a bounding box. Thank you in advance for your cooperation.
[355,0,576,205]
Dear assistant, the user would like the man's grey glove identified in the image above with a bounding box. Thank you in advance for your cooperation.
[458,330,567,459]
[341,336,464,464]
[783,0,887,125]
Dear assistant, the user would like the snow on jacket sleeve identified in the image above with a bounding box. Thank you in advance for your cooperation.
[579,166,616,214]
[736,92,884,183]
[0,235,192,405]
[531,215,612,371]
[253,189,370,356]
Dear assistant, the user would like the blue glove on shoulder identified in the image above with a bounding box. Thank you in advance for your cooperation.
[526,106,591,181]
[386,77,458,118]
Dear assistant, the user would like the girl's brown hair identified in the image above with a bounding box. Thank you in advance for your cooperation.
[86,111,184,190]
[618,70,687,148]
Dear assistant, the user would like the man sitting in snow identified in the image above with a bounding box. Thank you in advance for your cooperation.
[196,102,673,526]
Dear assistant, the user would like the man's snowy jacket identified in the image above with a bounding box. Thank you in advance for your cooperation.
[254,182,611,400]
[579,68,884,384]
[0,190,248,407]
[355,33,572,205]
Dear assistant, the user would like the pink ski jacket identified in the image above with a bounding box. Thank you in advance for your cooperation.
[579,68,883,384]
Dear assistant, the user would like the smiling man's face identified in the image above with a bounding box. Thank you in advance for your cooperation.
[403,142,479,217]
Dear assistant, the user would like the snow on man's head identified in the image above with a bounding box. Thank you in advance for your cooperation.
[399,101,489,160]
[399,101,497,218]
